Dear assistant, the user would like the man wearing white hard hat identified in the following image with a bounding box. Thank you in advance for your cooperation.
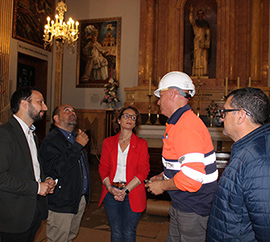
[146,71,218,242]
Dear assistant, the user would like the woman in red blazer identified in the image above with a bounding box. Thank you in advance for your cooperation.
[99,106,150,242]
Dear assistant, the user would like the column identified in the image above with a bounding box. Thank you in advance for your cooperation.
[0,0,12,123]
[250,0,261,80]
[138,0,155,86]
[54,42,64,108]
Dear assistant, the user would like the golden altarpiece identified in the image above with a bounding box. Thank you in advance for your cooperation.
[125,0,269,115]
[124,0,269,165]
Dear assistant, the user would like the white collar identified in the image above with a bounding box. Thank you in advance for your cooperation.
[13,114,36,135]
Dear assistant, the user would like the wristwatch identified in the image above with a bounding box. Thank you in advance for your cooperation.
[123,187,130,195]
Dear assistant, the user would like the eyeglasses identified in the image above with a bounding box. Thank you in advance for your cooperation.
[122,113,137,121]
[219,109,252,119]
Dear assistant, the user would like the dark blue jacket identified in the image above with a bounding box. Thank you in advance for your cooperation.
[207,124,270,241]
[40,127,91,214]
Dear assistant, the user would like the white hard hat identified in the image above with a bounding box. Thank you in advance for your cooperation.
[154,71,195,98]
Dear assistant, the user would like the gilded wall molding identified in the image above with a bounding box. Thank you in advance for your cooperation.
[0,0,13,123]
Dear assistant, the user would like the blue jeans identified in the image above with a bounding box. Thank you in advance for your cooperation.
[103,192,141,242]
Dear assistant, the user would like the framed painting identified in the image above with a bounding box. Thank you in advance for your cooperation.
[76,17,121,88]
[12,0,55,49]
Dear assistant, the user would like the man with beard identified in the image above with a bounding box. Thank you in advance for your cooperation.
[40,104,91,242]
[0,87,56,242]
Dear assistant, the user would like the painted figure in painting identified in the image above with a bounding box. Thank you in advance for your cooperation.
[189,5,210,77]
[81,25,109,82]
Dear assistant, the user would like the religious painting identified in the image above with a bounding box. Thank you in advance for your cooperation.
[76,17,121,88]
[12,0,54,49]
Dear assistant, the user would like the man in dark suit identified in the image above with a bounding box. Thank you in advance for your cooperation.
[40,104,91,242]
[0,87,56,242]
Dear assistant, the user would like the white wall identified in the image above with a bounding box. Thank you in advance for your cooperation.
[62,0,141,109]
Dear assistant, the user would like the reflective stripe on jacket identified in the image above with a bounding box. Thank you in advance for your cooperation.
[162,105,217,216]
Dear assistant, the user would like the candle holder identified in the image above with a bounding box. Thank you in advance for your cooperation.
[154,106,161,125]
[195,79,204,117]
[237,77,240,89]
[154,113,161,125]
[248,77,251,87]
[196,107,200,117]
[146,94,152,125]
[225,77,228,96]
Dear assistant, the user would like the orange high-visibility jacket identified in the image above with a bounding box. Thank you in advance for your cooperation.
[162,105,218,216]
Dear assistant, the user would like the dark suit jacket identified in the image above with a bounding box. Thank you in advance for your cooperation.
[0,117,48,233]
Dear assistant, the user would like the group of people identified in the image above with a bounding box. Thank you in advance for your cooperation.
[0,88,91,242]
[0,70,270,242]
[145,71,270,242]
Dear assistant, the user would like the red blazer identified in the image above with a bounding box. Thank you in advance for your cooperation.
[98,132,150,212]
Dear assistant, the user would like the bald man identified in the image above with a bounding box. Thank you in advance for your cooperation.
[40,104,91,242]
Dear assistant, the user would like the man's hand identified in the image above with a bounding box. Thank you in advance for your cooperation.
[146,178,178,195]
[76,129,89,147]
[145,180,165,195]
[45,178,56,194]
[38,182,51,196]
[149,172,164,182]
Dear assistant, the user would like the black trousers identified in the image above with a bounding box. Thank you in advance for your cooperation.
[0,200,42,242]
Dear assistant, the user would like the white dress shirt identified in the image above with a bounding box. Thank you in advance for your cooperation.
[113,143,130,183]
[13,115,41,189]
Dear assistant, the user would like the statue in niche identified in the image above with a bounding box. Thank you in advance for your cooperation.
[189,5,211,77]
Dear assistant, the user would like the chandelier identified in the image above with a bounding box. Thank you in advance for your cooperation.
[43,0,79,49]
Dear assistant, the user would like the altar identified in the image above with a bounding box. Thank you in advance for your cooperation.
[137,125,233,151]
[137,124,233,178]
